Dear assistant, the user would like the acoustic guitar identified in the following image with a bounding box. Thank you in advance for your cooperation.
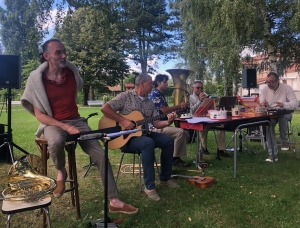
[171,174,214,189]
[98,107,189,150]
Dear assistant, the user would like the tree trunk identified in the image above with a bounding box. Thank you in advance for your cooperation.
[83,86,89,106]
[262,9,277,72]
[141,58,147,73]
[89,85,95,100]
[232,75,237,96]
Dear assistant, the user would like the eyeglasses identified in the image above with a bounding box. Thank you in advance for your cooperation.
[265,80,278,85]
[195,87,203,90]
[46,49,67,56]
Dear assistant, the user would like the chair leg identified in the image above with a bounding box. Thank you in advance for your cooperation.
[154,156,159,174]
[116,153,125,183]
[138,153,142,193]
[66,147,75,207]
[133,153,136,177]
[6,214,12,228]
[66,143,81,220]
[42,207,51,228]
[288,120,296,153]
[259,126,266,149]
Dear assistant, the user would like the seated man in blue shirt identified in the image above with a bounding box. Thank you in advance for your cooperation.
[149,74,190,167]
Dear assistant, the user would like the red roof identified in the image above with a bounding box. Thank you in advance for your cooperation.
[107,85,122,91]
[125,83,134,87]
[257,77,267,84]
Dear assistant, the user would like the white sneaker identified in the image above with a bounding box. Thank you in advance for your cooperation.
[281,142,289,151]
[265,155,278,162]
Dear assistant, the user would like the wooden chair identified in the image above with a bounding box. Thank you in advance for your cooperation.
[1,195,51,228]
[35,137,81,220]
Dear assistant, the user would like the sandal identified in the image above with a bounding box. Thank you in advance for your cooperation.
[109,204,138,214]
[144,188,161,201]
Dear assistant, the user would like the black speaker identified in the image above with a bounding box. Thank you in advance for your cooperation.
[0,55,21,89]
[242,69,257,88]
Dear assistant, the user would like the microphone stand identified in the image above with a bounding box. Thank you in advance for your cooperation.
[80,128,142,228]
[74,126,128,228]
[0,88,29,163]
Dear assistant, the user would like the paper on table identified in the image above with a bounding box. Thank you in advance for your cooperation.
[186,117,220,123]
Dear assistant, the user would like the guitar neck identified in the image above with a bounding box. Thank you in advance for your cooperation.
[135,107,189,126]
[136,113,167,126]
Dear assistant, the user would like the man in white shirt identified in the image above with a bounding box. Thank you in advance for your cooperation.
[260,72,298,162]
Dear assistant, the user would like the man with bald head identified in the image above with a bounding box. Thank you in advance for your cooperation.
[101,73,178,201]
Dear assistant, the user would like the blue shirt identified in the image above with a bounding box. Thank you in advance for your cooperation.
[148,88,168,129]
[149,88,168,116]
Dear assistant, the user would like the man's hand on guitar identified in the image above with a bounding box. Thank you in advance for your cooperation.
[120,118,136,130]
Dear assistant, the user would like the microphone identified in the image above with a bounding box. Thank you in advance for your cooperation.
[77,133,106,141]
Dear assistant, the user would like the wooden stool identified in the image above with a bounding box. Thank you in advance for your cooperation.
[1,195,51,228]
[35,137,81,220]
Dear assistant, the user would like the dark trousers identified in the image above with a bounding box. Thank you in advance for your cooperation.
[122,132,174,190]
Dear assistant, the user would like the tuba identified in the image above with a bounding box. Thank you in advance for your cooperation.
[166,69,193,106]
[1,154,56,202]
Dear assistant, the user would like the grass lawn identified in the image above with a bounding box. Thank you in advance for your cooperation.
[1,105,300,227]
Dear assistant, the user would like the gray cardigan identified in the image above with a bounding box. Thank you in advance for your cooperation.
[21,61,83,137]
[189,92,202,114]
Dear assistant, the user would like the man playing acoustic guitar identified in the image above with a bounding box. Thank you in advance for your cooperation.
[101,73,179,201]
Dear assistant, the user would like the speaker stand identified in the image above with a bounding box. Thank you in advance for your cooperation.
[0,88,29,163]
[247,88,251,97]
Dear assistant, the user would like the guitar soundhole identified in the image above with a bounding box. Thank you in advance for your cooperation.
[123,135,129,140]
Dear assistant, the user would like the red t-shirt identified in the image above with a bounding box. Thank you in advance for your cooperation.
[43,68,79,121]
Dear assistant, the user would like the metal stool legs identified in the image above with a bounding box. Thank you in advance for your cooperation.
[4,205,51,228]
[2,195,52,228]
[276,118,295,153]
[287,119,295,153]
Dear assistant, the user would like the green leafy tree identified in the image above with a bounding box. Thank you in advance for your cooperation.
[171,0,300,95]
[0,0,54,62]
[55,6,129,105]
[120,0,180,73]
[170,0,243,96]
[124,73,136,84]
[21,59,40,89]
